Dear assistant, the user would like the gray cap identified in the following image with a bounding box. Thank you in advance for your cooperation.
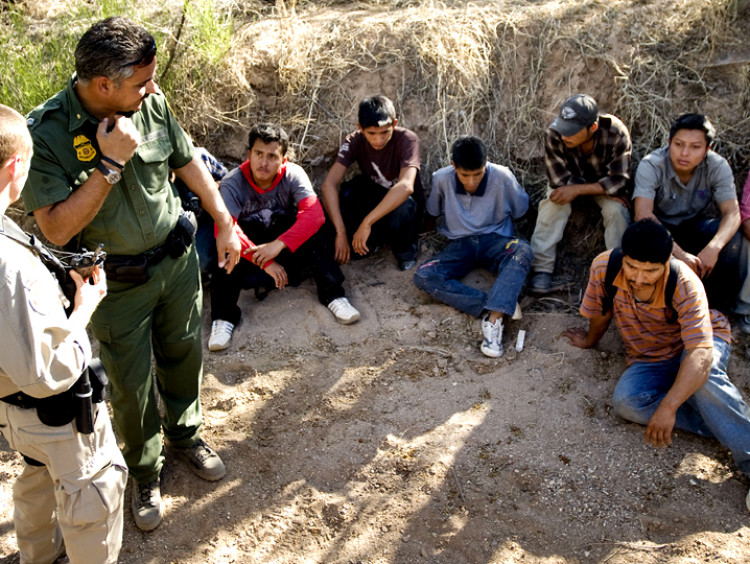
[549,94,599,136]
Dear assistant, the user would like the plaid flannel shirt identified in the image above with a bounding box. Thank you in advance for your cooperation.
[545,114,632,196]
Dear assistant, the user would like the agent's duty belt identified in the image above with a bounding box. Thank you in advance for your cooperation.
[1,391,40,409]
[104,212,196,284]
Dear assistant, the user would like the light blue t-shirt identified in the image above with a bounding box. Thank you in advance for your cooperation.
[427,163,529,239]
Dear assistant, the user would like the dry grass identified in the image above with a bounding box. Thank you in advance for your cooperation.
[154,0,749,202]
[7,0,750,197]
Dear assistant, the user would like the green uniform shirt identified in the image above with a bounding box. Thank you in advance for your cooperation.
[22,77,195,255]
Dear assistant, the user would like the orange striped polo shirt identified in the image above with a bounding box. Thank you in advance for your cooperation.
[580,250,731,364]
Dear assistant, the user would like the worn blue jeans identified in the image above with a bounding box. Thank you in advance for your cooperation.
[414,233,533,318]
[612,337,750,475]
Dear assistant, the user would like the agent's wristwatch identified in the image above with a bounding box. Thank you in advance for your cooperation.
[96,160,122,184]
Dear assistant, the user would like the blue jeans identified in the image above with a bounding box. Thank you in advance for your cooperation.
[612,337,750,475]
[413,233,533,318]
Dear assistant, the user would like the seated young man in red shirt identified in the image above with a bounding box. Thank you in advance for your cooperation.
[208,124,359,351]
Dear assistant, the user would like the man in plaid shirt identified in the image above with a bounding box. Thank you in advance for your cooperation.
[529,94,632,293]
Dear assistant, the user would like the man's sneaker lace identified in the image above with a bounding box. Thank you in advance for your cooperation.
[327,297,361,325]
[208,320,235,351]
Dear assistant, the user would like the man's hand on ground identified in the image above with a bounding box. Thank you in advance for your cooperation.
[563,327,592,349]
[644,404,677,448]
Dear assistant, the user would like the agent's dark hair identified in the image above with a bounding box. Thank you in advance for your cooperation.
[248,124,289,156]
[669,113,716,146]
[357,96,396,129]
[451,136,487,170]
[75,17,156,85]
[0,105,30,165]
[621,219,673,264]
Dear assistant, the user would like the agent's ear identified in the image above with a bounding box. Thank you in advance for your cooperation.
[93,76,115,96]
[392,118,398,128]
[6,153,24,180]
[589,122,598,134]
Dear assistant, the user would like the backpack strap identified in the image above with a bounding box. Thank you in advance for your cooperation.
[664,258,680,322]
[602,247,622,315]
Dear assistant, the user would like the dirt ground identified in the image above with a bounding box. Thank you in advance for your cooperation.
[1,241,750,564]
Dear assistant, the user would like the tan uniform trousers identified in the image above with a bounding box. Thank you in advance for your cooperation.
[0,401,126,564]
[530,188,631,273]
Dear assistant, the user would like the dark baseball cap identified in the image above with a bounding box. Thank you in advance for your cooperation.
[549,94,599,136]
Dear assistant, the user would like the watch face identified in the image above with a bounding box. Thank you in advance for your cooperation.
[97,161,121,184]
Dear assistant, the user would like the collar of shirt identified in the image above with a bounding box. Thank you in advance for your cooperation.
[65,76,98,132]
[239,160,288,194]
[453,169,488,197]
[612,260,669,309]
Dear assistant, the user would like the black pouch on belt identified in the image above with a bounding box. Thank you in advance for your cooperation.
[35,389,75,427]
[165,212,196,259]
[104,254,149,284]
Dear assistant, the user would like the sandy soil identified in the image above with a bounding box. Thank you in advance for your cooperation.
[1,242,749,564]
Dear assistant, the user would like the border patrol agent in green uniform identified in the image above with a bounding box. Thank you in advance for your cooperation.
[21,17,241,532]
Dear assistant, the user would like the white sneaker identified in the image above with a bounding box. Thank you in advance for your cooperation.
[208,320,235,351]
[746,487,750,513]
[327,297,361,325]
[480,316,504,358]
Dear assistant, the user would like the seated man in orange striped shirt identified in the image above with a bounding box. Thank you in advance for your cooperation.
[565,219,750,512]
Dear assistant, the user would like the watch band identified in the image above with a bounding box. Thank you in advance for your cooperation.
[100,155,124,170]
[96,161,121,184]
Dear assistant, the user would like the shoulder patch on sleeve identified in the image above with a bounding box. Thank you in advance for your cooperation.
[26,99,63,131]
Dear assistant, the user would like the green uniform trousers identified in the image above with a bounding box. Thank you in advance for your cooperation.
[91,244,204,484]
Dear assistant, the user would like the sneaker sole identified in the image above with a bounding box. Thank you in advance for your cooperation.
[335,312,361,325]
[480,344,503,358]
[208,341,230,352]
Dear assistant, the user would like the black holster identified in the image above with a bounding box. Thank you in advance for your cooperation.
[1,359,108,435]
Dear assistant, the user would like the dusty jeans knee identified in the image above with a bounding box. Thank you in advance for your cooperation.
[613,338,750,475]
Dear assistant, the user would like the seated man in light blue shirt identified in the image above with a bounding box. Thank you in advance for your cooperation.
[414,136,532,358]
[633,113,742,313]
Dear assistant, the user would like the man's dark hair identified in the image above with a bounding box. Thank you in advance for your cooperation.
[75,17,156,85]
[621,219,673,264]
[669,113,716,146]
[248,124,289,156]
[451,136,487,170]
[357,96,396,129]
